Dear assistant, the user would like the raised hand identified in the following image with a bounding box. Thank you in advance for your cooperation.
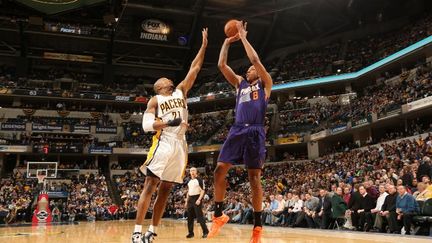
[201,27,208,47]
[166,118,182,127]
[225,33,240,44]
[236,21,248,40]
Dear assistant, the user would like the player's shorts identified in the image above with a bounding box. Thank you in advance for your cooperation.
[218,124,266,169]
[140,131,188,184]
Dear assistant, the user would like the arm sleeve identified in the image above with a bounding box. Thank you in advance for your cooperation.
[142,112,156,132]
[198,178,204,190]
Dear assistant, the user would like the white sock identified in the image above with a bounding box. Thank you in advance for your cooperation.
[134,225,142,233]
[148,225,157,234]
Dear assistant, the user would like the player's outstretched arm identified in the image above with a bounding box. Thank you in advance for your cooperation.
[218,35,242,89]
[177,28,208,97]
[237,22,273,98]
[142,97,182,132]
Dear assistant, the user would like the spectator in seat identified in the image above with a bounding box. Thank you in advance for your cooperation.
[284,192,295,212]
[370,184,388,232]
[413,182,432,201]
[343,186,352,205]
[231,201,244,223]
[411,178,419,194]
[417,157,431,181]
[68,206,76,223]
[331,187,348,224]
[263,195,278,225]
[315,189,332,229]
[0,205,9,224]
[396,185,420,235]
[348,184,361,229]
[108,203,119,220]
[270,194,285,225]
[240,199,253,224]
[118,207,125,220]
[422,175,432,192]
[401,166,414,188]
[272,194,285,225]
[223,198,236,218]
[205,204,214,222]
[364,180,379,200]
[342,186,355,230]
[52,206,61,222]
[298,192,319,228]
[285,193,303,227]
[356,185,375,231]
[378,185,398,233]
[87,210,96,222]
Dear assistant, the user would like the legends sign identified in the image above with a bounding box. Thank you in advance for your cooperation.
[0,123,26,131]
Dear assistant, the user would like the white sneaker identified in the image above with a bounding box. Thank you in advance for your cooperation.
[131,232,143,243]
[144,231,157,243]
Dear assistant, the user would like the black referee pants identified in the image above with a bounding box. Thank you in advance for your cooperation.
[187,195,208,235]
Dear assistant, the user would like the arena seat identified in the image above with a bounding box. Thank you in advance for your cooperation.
[413,198,432,236]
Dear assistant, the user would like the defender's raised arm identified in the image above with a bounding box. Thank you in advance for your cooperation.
[177,28,208,97]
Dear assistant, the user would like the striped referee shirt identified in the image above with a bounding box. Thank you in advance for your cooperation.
[187,178,204,196]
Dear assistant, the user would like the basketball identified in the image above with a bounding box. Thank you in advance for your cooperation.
[224,19,241,37]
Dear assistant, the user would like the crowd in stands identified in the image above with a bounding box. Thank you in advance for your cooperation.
[123,122,154,148]
[1,64,431,162]
[113,169,143,220]
[1,130,432,237]
[271,42,342,83]
[0,172,35,224]
[0,170,120,224]
[0,66,150,98]
[277,64,432,138]
[57,160,97,170]
[189,14,432,97]
[344,15,432,74]
[165,134,432,236]
[66,173,117,221]
[188,111,228,146]
[14,115,114,127]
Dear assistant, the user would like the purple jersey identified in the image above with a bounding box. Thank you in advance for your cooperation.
[218,79,269,168]
[235,79,268,125]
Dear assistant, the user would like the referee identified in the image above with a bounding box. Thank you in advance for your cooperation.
[185,167,209,238]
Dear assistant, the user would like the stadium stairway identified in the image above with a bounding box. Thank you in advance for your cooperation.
[100,164,123,206]
[266,104,278,139]
[106,176,123,206]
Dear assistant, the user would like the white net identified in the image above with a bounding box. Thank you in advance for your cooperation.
[36,170,47,192]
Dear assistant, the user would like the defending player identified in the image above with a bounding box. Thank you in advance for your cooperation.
[131,28,208,243]
[208,22,272,243]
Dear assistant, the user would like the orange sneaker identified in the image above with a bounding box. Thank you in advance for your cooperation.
[249,226,263,243]
[207,214,230,238]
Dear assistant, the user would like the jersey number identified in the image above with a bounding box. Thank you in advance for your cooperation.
[252,91,259,100]
[172,111,181,119]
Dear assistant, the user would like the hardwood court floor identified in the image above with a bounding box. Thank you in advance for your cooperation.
[0,219,430,243]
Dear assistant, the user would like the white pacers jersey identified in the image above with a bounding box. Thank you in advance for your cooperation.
[140,88,189,184]
[156,89,188,136]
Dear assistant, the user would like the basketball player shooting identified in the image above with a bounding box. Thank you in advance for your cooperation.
[131,28,208,243]
[208,22,272,243]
